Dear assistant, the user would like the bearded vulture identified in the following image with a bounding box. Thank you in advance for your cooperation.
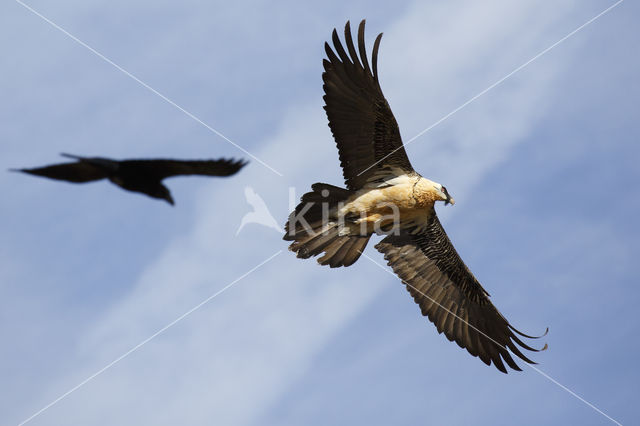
[14,154,246,205]
[284,20,547,373]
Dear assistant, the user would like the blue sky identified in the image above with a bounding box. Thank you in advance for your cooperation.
[1,0,638,425]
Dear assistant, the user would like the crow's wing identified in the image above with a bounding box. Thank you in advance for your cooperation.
[375,213,547,373]
[323,20,414,190]
[119,158,247,180]
[15,162,108,183]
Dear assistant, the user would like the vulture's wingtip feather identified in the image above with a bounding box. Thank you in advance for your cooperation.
[509,324,549,339]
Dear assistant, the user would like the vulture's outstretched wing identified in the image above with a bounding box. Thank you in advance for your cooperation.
[323,20,413,190]
[13,162,107,183]
[375,213,547,373]
[119,158,247,180]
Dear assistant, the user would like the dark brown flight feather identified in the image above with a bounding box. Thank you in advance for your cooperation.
[375,213,547,373]
[323,20,414,190]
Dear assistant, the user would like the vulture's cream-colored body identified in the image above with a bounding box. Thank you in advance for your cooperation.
[338,175,453,234]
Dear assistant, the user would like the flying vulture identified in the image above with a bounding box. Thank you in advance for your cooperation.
[284,20,547,373]
[14,153,247,205]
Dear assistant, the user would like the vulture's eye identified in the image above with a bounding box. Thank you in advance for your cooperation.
[441,186,448,195]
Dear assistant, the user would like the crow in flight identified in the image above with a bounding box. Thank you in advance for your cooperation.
[14,153,247,205]
[284,20,547,373]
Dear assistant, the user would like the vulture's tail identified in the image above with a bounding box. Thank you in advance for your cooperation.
[283,183,370,268]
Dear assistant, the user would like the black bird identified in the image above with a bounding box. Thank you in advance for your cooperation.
[13,153,247,205]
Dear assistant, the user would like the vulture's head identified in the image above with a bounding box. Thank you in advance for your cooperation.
[415,178,455,206]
